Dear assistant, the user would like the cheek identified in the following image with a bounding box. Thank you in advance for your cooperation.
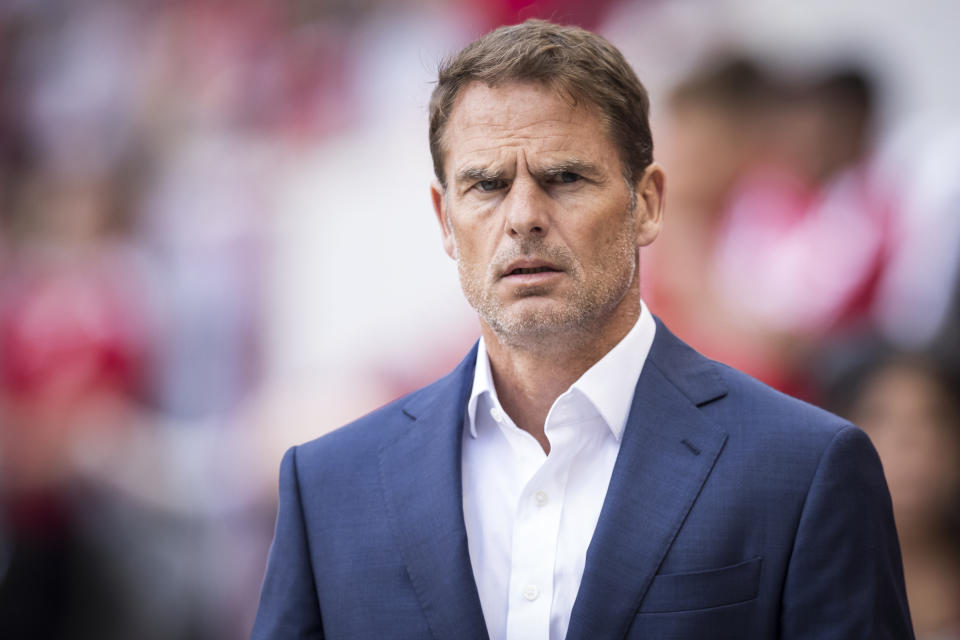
[577,214,636,266]
[460,204,505,242]
[450,219,495,273]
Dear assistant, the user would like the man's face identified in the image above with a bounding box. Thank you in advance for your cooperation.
[431,81,663,345]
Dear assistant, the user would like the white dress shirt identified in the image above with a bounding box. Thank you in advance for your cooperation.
[461,302,656,640]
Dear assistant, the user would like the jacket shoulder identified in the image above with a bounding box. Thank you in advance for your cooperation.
[293,344,478,473]
[716,360,846,431]
[650,316,850,445]
[294,384,422,469]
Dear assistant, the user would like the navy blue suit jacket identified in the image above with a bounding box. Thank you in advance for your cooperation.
[252,319,913,639]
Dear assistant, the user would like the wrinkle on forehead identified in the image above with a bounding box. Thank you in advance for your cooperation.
[446,82,591,131]
[444,82,611,181]
[456,118,583,152]
[455,95,586,138]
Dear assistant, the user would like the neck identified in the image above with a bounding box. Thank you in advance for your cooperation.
[481,289,641,453]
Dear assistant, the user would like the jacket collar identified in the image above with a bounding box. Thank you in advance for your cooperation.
[565,318,728,639]
[378,344,489,640]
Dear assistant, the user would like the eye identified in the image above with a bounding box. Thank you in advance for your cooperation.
[475,179,506,192]
[555,171,582,184]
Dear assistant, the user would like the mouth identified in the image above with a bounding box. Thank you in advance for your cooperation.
[499,260,564,284]
[507,266,560,275]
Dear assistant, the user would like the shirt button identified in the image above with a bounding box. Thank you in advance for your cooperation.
[489,406,504,423]
[522,584,540,601]
[534,490,549,506]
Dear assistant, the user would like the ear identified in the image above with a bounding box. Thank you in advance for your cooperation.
[431,180,457,260]
[633,163,666,247]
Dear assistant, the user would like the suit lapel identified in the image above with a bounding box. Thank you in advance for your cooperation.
[566,321,729,640]
[378,346,489,640]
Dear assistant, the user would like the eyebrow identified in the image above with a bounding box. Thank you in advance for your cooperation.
[455,166,505,185]
[453,157,605,187]
[540,158,603,180]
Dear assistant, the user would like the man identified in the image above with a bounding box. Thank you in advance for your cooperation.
[253,20,912,639]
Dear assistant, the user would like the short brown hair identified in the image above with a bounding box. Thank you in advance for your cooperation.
[428,19,653,188]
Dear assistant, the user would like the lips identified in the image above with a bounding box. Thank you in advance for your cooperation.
[501,259,562,278]
[509,266,557,275]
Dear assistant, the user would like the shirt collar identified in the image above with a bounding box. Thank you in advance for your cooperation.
[466,300,656,441]
[466,334,498,439]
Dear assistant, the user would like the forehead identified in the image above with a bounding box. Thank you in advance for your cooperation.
[442,81,618,175]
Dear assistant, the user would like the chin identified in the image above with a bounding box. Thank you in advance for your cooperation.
[486,303,588,341]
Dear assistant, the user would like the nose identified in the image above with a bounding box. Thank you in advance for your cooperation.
[502,173,550,240]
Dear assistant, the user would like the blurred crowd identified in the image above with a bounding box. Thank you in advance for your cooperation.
[0,0,958,638]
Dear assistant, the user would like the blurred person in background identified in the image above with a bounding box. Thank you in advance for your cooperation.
[825,346,960,640]
[713,66,892,348]
[0,166,149,637]
[649,57,894,401]
[644,56,782,386]
[0,4,154,637]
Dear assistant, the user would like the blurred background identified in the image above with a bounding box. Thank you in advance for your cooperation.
[0,0,958,638]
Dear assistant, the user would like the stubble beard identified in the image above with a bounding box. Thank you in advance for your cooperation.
[455,207,639,350]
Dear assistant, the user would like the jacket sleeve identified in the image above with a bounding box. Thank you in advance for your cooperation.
[251,446,324,639]
[780,425,913,639]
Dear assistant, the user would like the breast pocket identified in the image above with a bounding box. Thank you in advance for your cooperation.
[637,556,763,614]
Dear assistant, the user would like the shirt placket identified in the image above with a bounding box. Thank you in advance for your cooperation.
[503,398,583,640]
